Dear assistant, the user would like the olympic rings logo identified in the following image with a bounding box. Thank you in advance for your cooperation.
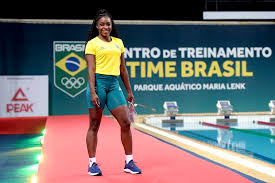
[61,77,85,89]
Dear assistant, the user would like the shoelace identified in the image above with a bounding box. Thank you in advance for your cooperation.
[90,163,101,171]
[128,161,139,168]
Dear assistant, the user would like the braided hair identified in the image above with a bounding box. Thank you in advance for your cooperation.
[85,9,119,45]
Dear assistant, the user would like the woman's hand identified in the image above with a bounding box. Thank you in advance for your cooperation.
[127,92,135,104]
[91,93,100,108]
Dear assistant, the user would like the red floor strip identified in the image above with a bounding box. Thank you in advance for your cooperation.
[37,115,252,183]
[0,116,47,134]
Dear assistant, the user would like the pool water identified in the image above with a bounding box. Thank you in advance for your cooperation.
[145,115,275,165]
[178,128,275,164]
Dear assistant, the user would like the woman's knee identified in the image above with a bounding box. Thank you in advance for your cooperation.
[88,119,101,132]
[120,119,131,131]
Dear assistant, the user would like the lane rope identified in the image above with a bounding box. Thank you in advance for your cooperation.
[201,122,275,139]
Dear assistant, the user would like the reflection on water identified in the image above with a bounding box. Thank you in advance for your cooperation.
[215,122,246,153]
[162,121,184,131]
[212,128,246,154]
[217,128,232,146]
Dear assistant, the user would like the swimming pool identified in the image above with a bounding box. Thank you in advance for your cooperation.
[145,114,275,165]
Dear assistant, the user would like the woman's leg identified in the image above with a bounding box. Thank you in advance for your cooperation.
[110,106,132,155]
[86,108,104,158]
[111,105,142,174]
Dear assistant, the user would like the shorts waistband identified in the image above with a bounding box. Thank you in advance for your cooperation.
[95,73,119,80]
[95,73,119,83]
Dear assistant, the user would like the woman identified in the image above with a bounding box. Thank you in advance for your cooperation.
[85,9,142,176]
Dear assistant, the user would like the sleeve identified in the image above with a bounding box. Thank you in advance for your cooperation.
[120,39,125,53]
[85,40,96,55]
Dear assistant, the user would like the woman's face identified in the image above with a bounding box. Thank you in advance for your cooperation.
[97,16,112,37]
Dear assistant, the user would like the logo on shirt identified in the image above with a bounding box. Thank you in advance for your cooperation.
[53,41,88,98]
[99,46,105,51]
[115,44,120,50]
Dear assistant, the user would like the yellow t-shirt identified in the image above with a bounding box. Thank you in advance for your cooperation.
[85,36,125,76]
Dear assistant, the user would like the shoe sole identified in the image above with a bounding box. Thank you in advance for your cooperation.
[124,168,141,174]
[88,172,102,176]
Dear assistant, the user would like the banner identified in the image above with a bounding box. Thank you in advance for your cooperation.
[0,76,48,117]
[125,46,270,91]
[121,25,275,114]
[1,22,275,115]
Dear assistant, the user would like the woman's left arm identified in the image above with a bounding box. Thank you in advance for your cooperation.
[120,54,134,103]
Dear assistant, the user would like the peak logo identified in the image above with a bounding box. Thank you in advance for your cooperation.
[12,88,28,101]
[7,88,34,113]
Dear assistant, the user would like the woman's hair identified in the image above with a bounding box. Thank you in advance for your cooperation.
[85,9,119,44]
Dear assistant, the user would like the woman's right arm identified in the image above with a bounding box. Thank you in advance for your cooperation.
[85,54,100,108]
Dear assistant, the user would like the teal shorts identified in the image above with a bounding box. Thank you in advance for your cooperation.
[86,73,127,111]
